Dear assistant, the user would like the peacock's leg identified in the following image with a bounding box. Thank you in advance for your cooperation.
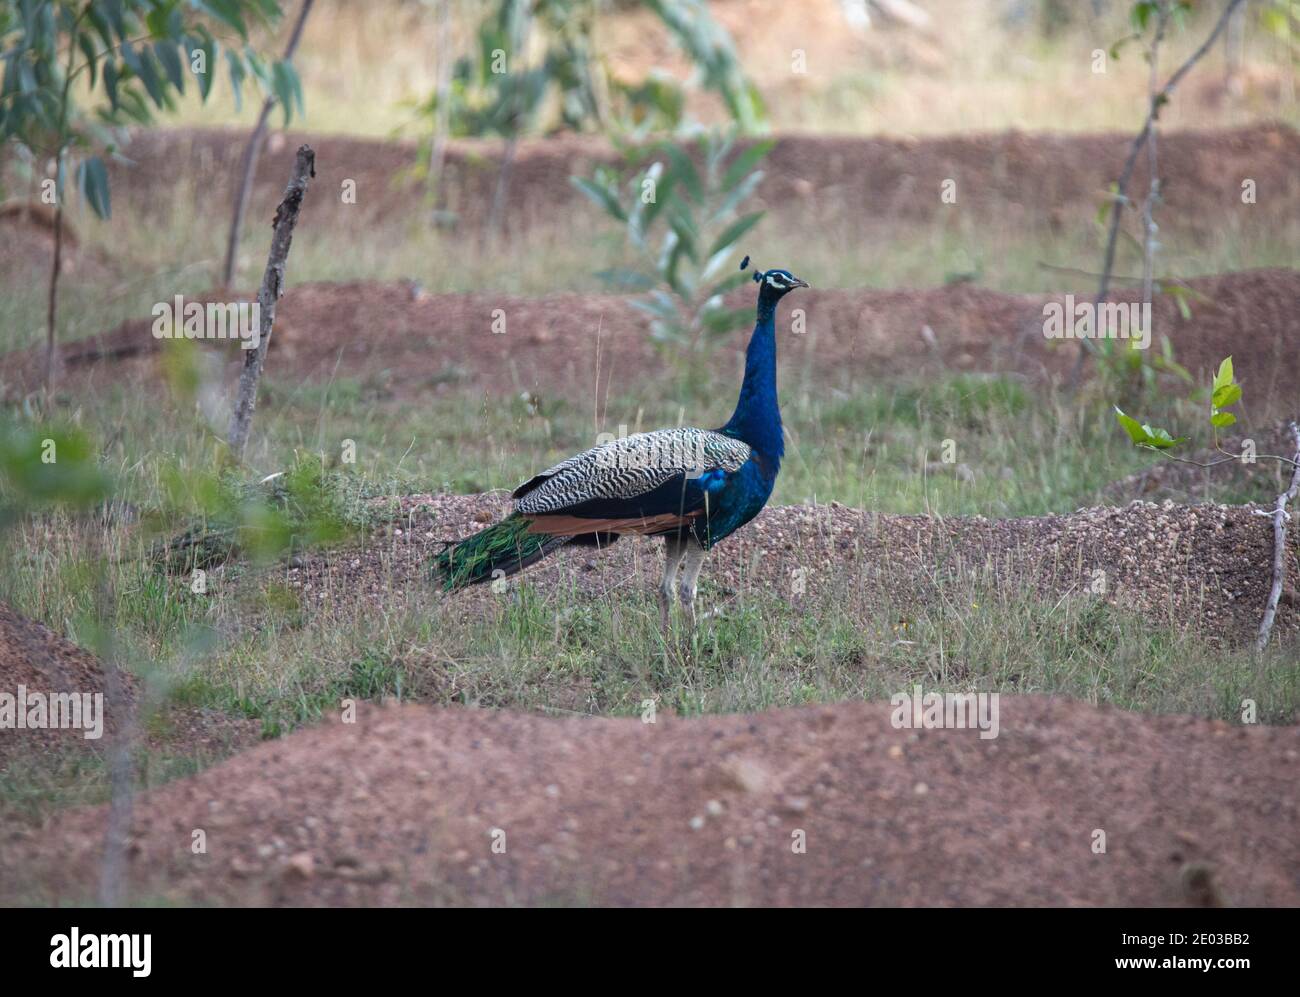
[659,536,686,631]
[677,542,707,628]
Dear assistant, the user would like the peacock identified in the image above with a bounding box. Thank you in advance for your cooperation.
[432,257,808,627]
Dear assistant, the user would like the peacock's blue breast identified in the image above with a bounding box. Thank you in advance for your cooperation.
[698,458,775,548]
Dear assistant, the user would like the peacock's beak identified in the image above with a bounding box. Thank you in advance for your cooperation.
[792,277,810,289]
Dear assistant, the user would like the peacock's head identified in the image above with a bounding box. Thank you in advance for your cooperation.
[740,256,809,299]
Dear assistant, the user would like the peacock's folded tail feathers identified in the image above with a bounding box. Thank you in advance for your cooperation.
[430,513,569,591]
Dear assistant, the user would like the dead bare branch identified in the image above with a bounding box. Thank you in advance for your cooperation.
[227,145,316,461]
[1256,422,1300,653]
[1069,0,1248,388]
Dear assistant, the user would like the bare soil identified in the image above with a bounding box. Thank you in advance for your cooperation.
[0,204,112,287]
[5,269,1299,420]
[108,123,1299,237]
[4,695,1296,906]
[3,482,1296,906]
[0,603,260,770]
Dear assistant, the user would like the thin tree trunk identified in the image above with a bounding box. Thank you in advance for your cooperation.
[486,6,532,239]
[487,133,518,237]
[95,567,133,907]
[97,639,132,905]
[44,10,83,401]
[427,0,453,207]
[43,196,64,397]
[220,0,316,289]
[1068,0,1247,389]
[1257,422,1300,653]
[1137,4,1169,361]
[1224,0,1246,96]
[227,145,316,461]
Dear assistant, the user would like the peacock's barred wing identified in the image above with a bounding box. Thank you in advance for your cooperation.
[513,428,751,515]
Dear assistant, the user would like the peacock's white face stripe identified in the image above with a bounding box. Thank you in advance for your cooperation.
[764,271,800,290]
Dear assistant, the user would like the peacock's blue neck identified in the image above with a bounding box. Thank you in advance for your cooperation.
[722,294,783,475]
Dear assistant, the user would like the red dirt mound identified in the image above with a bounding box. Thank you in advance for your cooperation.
[0,603,258,769]
[108,124,1299,237]
[5,697,1295,906]
[0,602,127,765]
[5,269,1299,418]
[0,203,111,285]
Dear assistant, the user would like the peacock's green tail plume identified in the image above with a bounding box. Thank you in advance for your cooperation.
[431,513,569,590]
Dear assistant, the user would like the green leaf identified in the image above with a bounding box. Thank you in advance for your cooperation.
[1212,356,1234,395]
[1114,407,1149,445]
[77,30,98,88]
[657,142,702,202]
[637,170,673,236]
[667,211,698,262]
[226,49,247,112]
[145,5,171,40]
[629,289,679,322]
[154,41,185,93]
[103,60,120,109]
[186,32,217,100]
[75,156,111,219]
[1211,383,1242,410]
[0,424,112,511]
[1211,412,1237,428]
[1163,283,1192,320]
[699,304,750,336]
[721,139,773,192]
[708,210,762,258]
[86,6,115,52]
[134,49,166,107]
[710,168,763,225]
[103,0,128,43]
[1114,407,1184,449]
[1143,427,1184,449]
[570,176,626,222]
[594,268,654,291]
[272,59,299,124]
[200,0,250,41]
[705,269,752,299]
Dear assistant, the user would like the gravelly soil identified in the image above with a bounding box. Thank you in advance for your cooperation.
[4,697,1296,907]
[286,493,1297,647]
